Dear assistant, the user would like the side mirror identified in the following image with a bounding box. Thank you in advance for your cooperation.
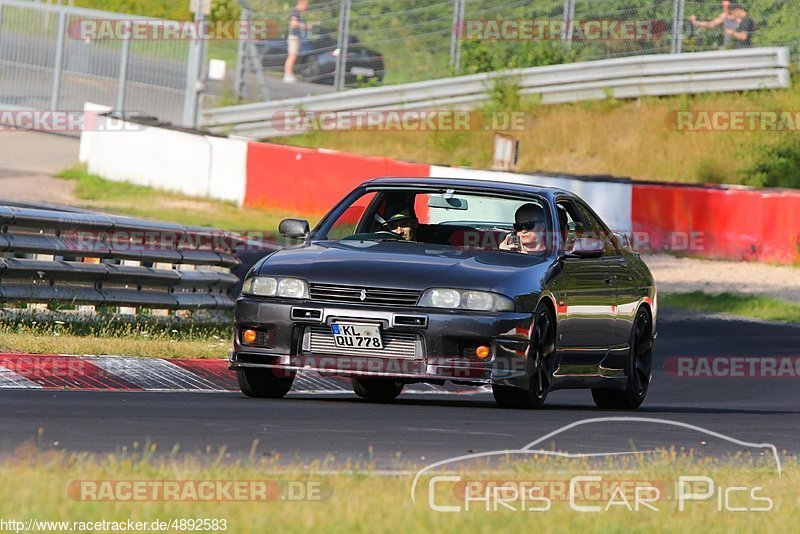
[279,218,310,239]
[567,237,605,259]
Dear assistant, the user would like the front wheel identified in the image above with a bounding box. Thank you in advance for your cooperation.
[237,368,295,399]
[352,377,404,402]
[492,303,556,409]
[592,308,653,409]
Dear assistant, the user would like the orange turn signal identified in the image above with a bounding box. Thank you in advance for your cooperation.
[475,346,491,359]
[242,329,257,344]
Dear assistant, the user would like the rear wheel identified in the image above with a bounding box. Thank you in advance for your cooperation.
[352,377,404,402]
[237,368,295,399]
[592,308,653,409]
[492,304,556,409]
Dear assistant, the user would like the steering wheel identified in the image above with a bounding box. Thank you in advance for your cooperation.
[373,230,403,240]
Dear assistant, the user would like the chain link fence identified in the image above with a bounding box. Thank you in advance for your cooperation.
[0,0,796,126]
[237,0,799,100]
[0,0,194,126]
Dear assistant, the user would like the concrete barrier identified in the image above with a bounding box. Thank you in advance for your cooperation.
[80,114,248,205]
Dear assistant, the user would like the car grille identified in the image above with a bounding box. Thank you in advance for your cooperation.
[308,284,421,307]
[304,326,420,360]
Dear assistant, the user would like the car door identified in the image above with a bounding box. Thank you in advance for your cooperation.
[555,198,616,364]
[574,201,640,350]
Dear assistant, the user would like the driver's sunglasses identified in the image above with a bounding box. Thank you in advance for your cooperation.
[513,220,545,232]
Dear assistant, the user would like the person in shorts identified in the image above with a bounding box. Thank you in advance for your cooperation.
[283,0,309,82]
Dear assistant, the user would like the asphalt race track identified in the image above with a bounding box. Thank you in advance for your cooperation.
[1,309,798,466]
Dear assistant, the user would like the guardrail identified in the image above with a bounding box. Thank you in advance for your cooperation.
[201,47,791,139]
[0,204,246,310]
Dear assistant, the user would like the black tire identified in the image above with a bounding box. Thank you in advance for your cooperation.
[592,308,654,409]
[351,377,404,402]
[237,368,295,399]
[492,303,556,409]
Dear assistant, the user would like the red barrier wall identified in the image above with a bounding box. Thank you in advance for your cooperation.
[632,184,800,264]
[245,142,430,214]
[244,139,799,264]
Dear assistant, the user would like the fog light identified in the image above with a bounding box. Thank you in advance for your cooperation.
[242,329,257,344]
[475,346,490,359]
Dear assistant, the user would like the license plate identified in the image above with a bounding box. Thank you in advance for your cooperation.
[331,323,383,349]
[350,67,374,77]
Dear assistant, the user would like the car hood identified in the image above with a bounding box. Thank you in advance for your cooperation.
[256,240,549,293]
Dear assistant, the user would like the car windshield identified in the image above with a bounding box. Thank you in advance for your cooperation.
[314,187,553,254]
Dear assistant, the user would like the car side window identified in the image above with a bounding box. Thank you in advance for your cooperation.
[574,202,618,256]
[327,192,378,240]
[555,199,584,252]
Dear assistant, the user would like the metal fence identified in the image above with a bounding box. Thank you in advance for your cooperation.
[0,0,196,126]
[1,1,796,129]
[236,0,800,100]
[0,203,245,310]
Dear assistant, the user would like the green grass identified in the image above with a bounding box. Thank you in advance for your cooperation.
[0,450,794,532]
[0,311,231,359]
[274,83,800,187]
[661,292,800,323]
[58,165,319,232]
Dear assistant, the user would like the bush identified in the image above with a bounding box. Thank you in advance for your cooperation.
[739,137,800,189]
[460,40,572,75]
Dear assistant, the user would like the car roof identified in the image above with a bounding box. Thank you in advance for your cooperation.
[362,176,573,198]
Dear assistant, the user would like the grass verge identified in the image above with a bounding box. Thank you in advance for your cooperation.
[275,83,800,187]
[661,292,800,324]
[57,165,319,232]
[0,312,231,359]
[0,449,793,532]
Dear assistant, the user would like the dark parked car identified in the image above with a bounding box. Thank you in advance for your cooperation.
[256,32,384,85]
[230,178,657,409]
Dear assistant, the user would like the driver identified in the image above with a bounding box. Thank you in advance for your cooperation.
[499,203,547,254]
[384,209,418,241]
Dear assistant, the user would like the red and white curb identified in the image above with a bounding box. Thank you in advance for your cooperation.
[0,354,483,395]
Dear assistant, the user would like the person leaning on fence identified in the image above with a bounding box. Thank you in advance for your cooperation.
[688,0,740,48]
[283,0,309,83]
[727,5,756,48]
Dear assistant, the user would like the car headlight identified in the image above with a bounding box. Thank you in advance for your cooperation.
[241,276,309,299]
[424,288,461,308]
[418,288,515,312]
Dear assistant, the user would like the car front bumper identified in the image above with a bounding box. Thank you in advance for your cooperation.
[230,297,535,386]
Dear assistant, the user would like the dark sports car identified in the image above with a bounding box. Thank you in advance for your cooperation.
[256,33,384,85]
[230,177,657,409]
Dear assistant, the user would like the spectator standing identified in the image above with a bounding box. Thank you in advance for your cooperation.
[283,0,309,82]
